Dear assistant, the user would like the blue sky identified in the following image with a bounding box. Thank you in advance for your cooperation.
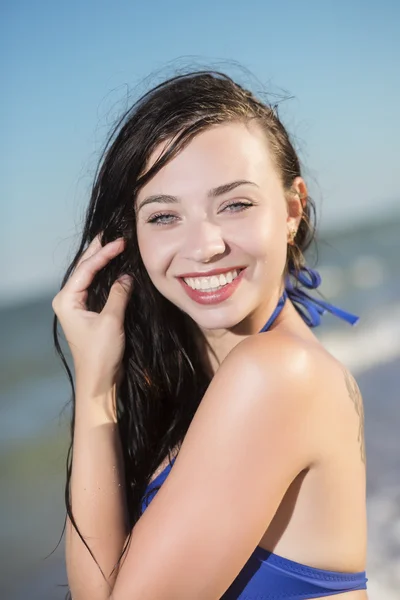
[1,0,399,305]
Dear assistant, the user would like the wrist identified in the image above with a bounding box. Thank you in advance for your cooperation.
[75,380,119,424]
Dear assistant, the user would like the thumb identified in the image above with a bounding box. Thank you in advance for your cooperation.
[103,275,134,320]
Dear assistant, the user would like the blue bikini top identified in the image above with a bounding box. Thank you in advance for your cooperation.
[140,266,367,598]
[141,461,367,599]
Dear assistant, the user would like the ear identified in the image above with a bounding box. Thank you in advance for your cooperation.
[286,177,307,234]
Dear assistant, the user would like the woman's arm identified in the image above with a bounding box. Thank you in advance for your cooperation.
[65,330,316,600]
[109,332,319,600]
[66,382,129,599]
[51,235,134,599]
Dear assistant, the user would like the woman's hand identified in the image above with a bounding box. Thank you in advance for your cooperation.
[52,234,133,394]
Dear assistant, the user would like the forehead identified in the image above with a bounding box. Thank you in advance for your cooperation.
[137,121,278,201]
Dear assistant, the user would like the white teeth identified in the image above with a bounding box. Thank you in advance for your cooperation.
[183,269,241,291]
[219,273,227,286]
[210,276,219,288]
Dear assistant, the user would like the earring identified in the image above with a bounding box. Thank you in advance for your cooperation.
[288,226,297,245]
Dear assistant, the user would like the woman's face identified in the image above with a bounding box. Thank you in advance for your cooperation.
[136,121,302,332]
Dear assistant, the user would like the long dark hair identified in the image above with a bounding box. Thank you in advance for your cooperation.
[52,69,316,597]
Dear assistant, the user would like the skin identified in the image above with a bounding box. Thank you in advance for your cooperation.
[54,121,368,599]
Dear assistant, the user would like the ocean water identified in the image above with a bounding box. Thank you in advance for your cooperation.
[1,215,399,599]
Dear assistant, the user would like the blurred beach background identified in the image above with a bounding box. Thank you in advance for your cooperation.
[1,1,399,598]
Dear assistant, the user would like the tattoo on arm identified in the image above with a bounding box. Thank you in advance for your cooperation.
[343,368,366,464]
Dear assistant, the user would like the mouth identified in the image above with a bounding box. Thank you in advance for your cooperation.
[179,267,245,292]
[177,267,247,305]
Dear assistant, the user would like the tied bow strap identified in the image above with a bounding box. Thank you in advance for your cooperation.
[285,266,360,328]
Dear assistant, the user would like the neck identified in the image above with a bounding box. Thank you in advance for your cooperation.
[200,286,285,372]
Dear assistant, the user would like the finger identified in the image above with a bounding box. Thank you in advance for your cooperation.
[65,238,126,300]
[74,233,103,271]
[102,275,134,321]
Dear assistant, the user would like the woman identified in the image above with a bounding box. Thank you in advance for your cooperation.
[52,70,368,599]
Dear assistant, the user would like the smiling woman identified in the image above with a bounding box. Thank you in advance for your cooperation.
[52,70,368,599]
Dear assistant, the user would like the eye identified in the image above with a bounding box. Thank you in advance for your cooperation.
[147,212,178,225]
[221,201,253,213]
[146,201,253,225]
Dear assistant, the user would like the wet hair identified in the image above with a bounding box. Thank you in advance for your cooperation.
[52,69,316,597]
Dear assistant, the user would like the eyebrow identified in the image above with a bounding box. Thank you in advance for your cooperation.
[137,180,259,212]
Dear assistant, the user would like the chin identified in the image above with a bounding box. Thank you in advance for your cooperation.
[184,304,252,332]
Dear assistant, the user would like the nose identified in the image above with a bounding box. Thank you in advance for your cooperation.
[182,219,226,263]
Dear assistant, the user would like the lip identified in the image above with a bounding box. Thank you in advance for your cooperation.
[177,266,246,278]
[178,267,247,305]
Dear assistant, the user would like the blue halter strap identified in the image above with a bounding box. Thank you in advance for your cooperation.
[259,292,288,333]
[259,265,359,332]
[285,265,359,328]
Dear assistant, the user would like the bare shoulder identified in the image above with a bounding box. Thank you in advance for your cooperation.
[224,327,363,399]
[216,328,327,408]
[196,330,326,470]
[216,328,365,458]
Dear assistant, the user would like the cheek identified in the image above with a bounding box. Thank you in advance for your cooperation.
[137,228,158,276]
[231,212,287,261]
[137,227,174,283]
